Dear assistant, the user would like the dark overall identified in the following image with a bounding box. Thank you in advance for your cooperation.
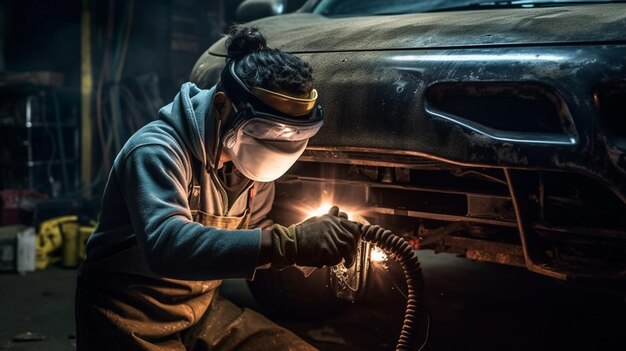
[75,167,317,350]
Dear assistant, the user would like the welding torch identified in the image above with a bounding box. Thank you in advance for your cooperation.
[303,206,426,351]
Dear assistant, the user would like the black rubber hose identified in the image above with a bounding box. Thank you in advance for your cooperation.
[360,224,425,351]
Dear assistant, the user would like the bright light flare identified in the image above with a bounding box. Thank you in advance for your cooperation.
[370,246,388,263]
[306,202,336,219]
[297,201,363,222]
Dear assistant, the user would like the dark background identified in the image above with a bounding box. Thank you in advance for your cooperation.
[1,2,625,351]
[0,0,305,206]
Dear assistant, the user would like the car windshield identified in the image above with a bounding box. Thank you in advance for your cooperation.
[312,0,620,16]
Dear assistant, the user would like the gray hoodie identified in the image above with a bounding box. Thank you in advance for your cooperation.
[85,83,274,280]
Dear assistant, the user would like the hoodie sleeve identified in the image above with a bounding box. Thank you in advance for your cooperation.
[116,143,262,280]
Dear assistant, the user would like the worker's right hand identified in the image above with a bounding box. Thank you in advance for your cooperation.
[294,206,361,268]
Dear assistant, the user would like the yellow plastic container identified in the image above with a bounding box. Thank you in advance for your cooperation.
[36,215,77,270]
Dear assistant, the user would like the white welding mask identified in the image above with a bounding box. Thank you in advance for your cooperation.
[222,108,323,182]
[222,130,308,182]
[219,60,324,182]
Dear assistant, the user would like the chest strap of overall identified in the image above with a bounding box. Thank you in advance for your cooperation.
[188,157,257,224]
[188,157,202,222]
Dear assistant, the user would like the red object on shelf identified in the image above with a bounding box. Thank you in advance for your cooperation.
[0,189,48,225]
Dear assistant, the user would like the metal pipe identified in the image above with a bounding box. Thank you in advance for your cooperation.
[80,0,93,198]
[504,168,566,280]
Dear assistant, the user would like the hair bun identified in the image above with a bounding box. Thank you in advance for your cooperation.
[225,25,267,60]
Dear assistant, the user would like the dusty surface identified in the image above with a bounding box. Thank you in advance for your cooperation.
[1,251,626,350]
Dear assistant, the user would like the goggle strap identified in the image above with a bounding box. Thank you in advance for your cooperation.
[220,61,265,109]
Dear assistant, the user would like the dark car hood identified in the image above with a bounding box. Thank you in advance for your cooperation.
[209,3,626,54]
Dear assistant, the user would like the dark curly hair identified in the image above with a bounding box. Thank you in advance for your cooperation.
[224,25,313,96]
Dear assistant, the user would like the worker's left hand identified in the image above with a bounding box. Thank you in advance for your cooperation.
[293,206,361,268]
[266,206,361,269]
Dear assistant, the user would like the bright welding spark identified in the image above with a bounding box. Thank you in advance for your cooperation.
[370,247,388,262]
[306,202,336,218]
[297,199,363,222]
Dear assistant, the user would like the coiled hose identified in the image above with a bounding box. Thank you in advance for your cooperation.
[360,224,425,351]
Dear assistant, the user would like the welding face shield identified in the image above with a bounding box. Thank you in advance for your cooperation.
[218,61,324,182]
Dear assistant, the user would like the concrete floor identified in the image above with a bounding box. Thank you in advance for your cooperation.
[1,251,625,351]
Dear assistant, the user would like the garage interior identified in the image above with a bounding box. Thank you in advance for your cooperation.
[1,0,626,350]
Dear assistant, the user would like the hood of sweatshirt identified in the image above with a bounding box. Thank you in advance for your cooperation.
[157,82,220,168]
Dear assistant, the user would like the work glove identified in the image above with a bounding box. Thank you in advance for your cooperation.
[269,206,361,269]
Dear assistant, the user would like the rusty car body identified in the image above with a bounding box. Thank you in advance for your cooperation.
[191,0,626,308]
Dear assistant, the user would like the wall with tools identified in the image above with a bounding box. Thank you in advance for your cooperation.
[0,0,237,273]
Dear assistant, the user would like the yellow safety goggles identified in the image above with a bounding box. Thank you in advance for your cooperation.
[220,61,324,142]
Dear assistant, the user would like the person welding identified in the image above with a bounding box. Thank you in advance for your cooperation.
[75,25,361,351]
